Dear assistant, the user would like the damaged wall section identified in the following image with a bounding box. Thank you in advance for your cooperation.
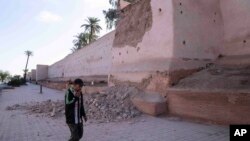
[114,0,153,48]
[111,0,222,94]
[111,0,175,86]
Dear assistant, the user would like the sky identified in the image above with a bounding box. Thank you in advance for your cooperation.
[0,0,112,75]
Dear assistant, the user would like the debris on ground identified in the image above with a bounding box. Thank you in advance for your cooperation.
[6,85,142,122]
[83,85,142,123]
[5,100,64,119]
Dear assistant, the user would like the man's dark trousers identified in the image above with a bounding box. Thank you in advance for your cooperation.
[68,123,83,141]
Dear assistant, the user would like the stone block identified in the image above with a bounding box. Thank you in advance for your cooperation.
[131,92,167,116]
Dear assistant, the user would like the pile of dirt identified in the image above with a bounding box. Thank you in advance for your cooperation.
[6,100,64,118]
[83,85,142,122]
[6,85,142,122]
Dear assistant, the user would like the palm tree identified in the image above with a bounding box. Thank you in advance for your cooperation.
[23,50,33,82]
[81,17,102,43]
[71,33,91,52]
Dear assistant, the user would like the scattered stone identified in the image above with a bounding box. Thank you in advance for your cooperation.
[6,85,143,122]
[83,85,142,122]
[5,100,64,119]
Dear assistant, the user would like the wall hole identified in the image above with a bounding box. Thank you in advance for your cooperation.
[243,40,247,43]
[182,40,186,45]
[159,8,162,12]
[218,54,223,58]
[179,2,182,6]
[180,11,183,14]
[213,20,216,23]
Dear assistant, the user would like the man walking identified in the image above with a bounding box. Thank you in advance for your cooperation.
[65,79,87,141]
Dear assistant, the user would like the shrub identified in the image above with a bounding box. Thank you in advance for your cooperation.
[7,75,26,87]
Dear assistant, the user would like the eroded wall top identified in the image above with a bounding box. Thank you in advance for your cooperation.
[114,0,152,48]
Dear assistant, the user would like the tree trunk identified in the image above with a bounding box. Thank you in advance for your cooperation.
[90,26,93,43]
[23,55,30,82]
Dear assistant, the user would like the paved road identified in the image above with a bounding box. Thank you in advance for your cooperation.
[0,84,229,141]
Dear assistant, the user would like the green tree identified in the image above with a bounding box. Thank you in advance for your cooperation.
[103,0,135,29]
[71,33,89,52]
[81,17,102,43]
[7,75,24,87]
[23,50,33,82]
[0,71,10,82]
[103,8,119,29]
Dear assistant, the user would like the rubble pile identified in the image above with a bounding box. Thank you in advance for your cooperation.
[6,100,64,118]
[6,85,142,122]
[83,85,142,122]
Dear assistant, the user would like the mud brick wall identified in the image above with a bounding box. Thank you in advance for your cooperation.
[166,89,250,125]
[48,31,115,79]
[41,0,250,94]
[36,65,48,81]
[220,0,250,56]
[110,0,221,93]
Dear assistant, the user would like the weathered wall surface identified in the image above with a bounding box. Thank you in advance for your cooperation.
[220,0,250,56]
[48,31,115,80]
[172,0,223,69]
[111,0,223,85]
[42,0,250,89]
[36,65,48,81]
[162,0,224,75]
[111,0,174,83]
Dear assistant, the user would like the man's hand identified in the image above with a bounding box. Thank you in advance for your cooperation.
[75,91,81,97]
[83,116,87,122]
